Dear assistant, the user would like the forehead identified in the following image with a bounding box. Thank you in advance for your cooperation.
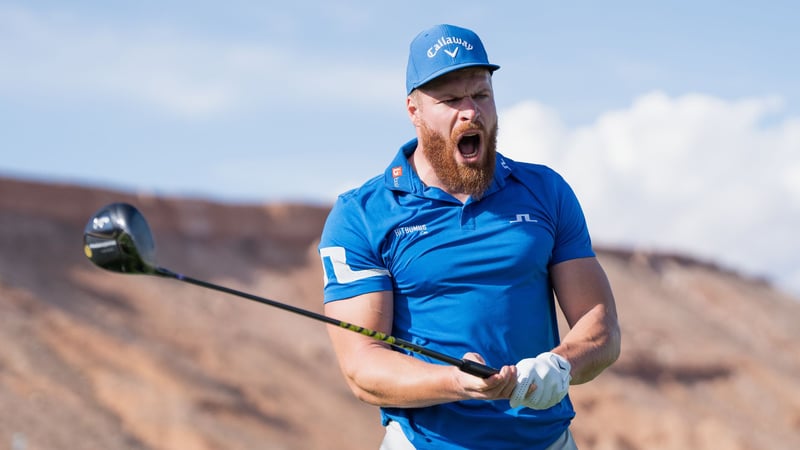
[419,67,493,94]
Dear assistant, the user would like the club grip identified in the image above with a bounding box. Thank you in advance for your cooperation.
[459,359,500,378]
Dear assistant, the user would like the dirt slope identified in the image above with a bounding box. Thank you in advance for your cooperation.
[1,176,798,450]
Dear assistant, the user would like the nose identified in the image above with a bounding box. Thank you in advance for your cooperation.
[459,97,480,122]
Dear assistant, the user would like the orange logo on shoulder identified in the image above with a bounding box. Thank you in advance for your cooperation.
[392,166,403,177]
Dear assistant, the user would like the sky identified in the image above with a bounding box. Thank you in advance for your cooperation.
[1,1,799,296]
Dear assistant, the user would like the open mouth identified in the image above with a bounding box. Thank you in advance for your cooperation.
[457,132,481,159]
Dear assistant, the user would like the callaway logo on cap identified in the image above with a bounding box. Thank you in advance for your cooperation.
[406,24,500,95]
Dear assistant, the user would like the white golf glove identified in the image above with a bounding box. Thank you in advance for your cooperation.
[510,352,571,410]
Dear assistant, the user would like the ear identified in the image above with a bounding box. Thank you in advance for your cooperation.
[407,94,422,127]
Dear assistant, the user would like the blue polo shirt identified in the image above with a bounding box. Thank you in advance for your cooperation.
[319,139,595,449]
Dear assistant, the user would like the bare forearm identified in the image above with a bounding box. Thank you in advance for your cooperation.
[553,303,620,384]
[324,293,518,408]
[332,338,519,408]
[339,344,465,408]
[550,257,621,384]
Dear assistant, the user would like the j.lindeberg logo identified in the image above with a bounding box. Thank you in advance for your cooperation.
[427,36,474,58]
[509,214,538,224]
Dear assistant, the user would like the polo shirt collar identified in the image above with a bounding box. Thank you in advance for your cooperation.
[384,138,514,201]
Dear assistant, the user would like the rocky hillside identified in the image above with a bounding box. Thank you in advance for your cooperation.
[1,176,798,450]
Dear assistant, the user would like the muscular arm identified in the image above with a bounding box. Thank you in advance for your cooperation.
[550,257,621,384]
[324,291,518,408]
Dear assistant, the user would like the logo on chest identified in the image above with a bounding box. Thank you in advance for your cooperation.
[393,224,429,238]
[509,213,538,224]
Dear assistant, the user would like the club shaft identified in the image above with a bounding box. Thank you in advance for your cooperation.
[154,267,499,378]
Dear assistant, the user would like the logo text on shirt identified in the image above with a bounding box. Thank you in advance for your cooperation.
[394,224,428,237]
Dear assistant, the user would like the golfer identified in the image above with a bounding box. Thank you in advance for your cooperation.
[319,24,620,450]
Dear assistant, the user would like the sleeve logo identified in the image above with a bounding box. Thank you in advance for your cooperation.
[319,246,390,286]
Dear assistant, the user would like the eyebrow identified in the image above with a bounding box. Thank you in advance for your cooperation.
[429,81,492,99]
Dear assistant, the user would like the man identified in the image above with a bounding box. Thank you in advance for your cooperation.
[318,24,620,450]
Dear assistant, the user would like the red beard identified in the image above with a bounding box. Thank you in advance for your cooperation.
[419,120,497,200]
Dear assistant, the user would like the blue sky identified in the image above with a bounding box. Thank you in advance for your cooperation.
[1,1,799,296]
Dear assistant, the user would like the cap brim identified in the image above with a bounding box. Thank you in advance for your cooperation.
[408,62,500,94]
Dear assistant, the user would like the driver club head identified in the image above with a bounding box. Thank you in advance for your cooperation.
[83,202,157,274]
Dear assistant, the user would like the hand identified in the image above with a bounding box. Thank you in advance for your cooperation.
[510,352,571,410]
[455,353,517,401]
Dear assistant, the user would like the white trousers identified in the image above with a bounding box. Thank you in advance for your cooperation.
[379,420,578,450]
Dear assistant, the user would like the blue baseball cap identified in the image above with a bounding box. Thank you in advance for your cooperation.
[406,24,500,95]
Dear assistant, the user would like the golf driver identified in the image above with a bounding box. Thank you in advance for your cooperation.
[83,202,499,378]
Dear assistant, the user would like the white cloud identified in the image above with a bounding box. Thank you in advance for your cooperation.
[498,92,800,296]
[0,5,401,118]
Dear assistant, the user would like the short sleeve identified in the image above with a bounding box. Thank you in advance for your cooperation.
[318,193,393,302]
[550,175,595,265]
